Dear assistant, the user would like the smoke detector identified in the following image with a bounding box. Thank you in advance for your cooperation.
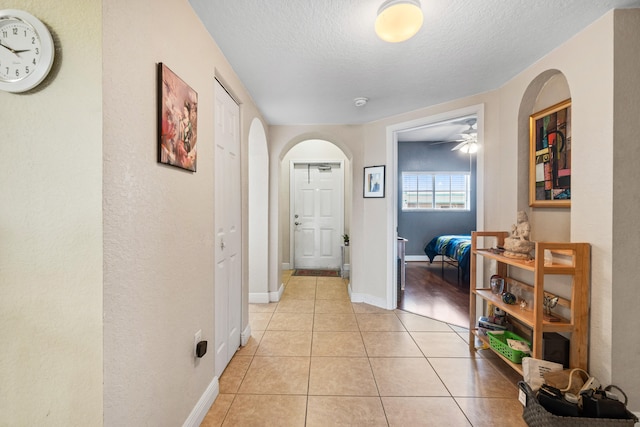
[354,97,368,107]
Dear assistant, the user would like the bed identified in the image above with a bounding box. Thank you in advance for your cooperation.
[423,235,472,284]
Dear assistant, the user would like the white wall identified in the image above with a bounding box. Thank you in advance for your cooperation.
[0,1,103,425]
[248,118,270,303]
[102,0,262,425]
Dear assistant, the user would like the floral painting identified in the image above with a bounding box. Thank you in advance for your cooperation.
[158,63,198,172]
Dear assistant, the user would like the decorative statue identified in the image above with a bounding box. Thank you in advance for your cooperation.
[503,210,535,259]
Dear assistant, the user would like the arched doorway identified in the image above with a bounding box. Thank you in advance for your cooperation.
[280,139,351,276]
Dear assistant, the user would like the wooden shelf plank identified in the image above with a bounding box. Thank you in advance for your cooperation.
[473,289,573,331]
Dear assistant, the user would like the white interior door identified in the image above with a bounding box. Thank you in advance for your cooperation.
[214,80,241,377]
[292,162,343,269]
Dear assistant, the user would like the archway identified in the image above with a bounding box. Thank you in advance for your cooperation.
[280,139,351,275]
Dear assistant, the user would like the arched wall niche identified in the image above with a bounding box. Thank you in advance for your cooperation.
[518,70,572,242]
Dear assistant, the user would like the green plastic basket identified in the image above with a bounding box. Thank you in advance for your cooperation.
[487,330,531,363]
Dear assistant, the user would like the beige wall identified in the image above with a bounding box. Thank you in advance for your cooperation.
[2,1,639,423]
[611,8,640,406]
[102,0,263,425]
[0,1,103,425]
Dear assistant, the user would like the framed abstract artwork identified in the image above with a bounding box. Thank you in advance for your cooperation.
[364,165,385,198]
[158,63,198,172]
[529,99,571,207]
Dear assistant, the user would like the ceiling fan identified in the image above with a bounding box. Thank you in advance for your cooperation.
[426,118,478,152]
[450,121,478,152]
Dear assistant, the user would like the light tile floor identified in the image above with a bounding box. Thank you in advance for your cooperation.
[201,271,527,426]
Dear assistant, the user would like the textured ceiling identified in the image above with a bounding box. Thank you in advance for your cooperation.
[189,0,640,126]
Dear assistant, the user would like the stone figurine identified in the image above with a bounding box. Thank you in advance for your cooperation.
[503,210,535,259]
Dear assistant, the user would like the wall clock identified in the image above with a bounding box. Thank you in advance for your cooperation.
[0,9,55,93]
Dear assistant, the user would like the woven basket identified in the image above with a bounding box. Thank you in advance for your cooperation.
[518,381,638,427]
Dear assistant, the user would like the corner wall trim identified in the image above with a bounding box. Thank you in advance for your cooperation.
[182,377,219,427]
[349,287,390,310]
[241,324,252,347]
[269,283,284,302]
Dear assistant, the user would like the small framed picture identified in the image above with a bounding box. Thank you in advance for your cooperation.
[364,165,385,198]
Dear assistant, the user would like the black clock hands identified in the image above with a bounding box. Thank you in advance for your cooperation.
[0,41,30,55]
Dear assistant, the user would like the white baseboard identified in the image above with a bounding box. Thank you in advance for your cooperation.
[182,377,219,427]
[241,323,252,346]
[248,292,270,304]
[348,285,390,311]
[282,262,291,270]
[270,283,284,302]
[405,255,428,262]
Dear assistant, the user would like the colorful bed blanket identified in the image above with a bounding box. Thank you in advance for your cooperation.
[424,235,472,278]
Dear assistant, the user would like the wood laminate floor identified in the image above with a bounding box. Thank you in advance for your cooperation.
[398,261,470,328]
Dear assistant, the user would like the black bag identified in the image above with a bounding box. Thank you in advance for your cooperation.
[581,386,629,419]
[537,384,580,417]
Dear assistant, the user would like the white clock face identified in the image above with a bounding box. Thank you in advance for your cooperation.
[0,18,42,82]
[0,10,54,93]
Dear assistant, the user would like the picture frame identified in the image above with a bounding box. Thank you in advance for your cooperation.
[364,165,385,198]
[529,99,571,207]
[158,63,198,172]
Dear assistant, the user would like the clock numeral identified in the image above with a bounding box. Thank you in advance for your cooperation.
[12,28,18,35]
[25,65,30,74]
[1,30,6,38]
[35,47,39,55]
[15,68,20,77]
[32,58,36,65]
[31,36,36,44]
[5,67,8,75]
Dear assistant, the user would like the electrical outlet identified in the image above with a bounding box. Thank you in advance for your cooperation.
[194,330,202,358]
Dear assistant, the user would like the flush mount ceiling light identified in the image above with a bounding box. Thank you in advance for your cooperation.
[375,0,424,43]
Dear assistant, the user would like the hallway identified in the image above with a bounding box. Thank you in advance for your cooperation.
[201,271,526,426]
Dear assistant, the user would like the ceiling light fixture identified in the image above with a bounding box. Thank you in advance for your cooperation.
[375,0,424,43]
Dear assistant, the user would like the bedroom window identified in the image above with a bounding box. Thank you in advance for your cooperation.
[402,172,470,211]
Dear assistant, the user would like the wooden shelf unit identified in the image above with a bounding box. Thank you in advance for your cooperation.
[469,231,590,374]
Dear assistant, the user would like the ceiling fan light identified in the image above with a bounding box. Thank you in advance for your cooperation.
[375,0,423,43]
[456,142,478,154]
